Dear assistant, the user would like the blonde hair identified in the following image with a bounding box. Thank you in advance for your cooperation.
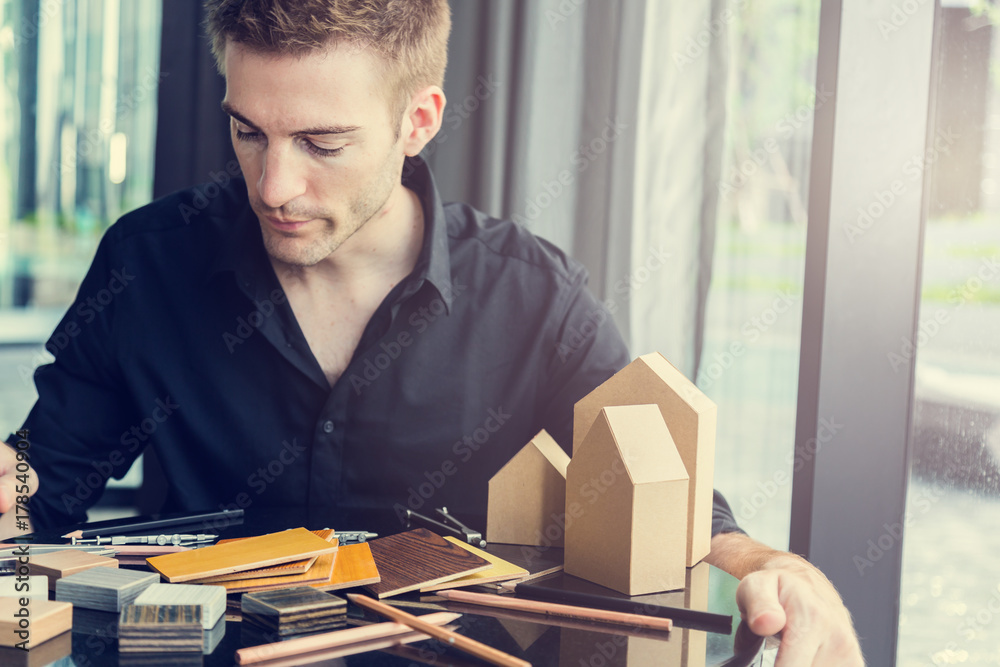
[205,0,451,124]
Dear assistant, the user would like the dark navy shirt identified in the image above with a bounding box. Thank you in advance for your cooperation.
[11,156,742,536]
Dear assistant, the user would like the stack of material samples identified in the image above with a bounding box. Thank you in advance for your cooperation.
[242,588,347,637]
[118,604,203,653]
[55,568,159,612]
[133,584,226,629]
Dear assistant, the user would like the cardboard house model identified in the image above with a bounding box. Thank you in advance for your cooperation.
[574,352,716,567]
[487,429,570,547]
[564,404,689,595]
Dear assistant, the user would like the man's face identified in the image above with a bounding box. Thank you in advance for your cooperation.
[222,41,405,267]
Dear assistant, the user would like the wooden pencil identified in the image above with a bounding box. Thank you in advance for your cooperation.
[347,594,530,667]
[434,589,674,631]
[234,611,460,664]
[511,580,732,631]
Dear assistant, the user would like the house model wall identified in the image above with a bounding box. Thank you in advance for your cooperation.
[487,429,570,547]
[564,404,689,595]
[573,352,716,566]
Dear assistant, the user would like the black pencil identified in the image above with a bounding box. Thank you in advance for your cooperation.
[61,509,245,539]
[512,581,733,634]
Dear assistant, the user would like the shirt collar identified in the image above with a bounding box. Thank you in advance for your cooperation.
[207,155,454,312]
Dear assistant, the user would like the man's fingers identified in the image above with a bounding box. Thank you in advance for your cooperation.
[736,570,787,637]
[0,484,12,514]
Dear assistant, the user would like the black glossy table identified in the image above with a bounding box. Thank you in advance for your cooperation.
[9,506,776,666]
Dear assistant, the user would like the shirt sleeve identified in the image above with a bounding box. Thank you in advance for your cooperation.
[7,231,141,530]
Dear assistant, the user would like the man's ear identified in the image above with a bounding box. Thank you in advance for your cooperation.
[400,85,446,156]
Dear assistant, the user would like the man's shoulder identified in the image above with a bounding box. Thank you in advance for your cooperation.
[105,177,249,245]
[443,201,586,286]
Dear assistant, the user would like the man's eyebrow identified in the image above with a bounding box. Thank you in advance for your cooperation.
[220,101,361,136]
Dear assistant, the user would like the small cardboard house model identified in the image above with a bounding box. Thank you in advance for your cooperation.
[487,429,571,547]
[574,352,716,567]
[564,404,689,595]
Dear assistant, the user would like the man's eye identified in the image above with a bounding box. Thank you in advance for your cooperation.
[304,141,344,158]
[234,127,263,143]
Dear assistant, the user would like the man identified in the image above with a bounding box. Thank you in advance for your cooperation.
[1,1,863,664]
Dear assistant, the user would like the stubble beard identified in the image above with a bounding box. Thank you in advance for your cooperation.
[258,151,403,268]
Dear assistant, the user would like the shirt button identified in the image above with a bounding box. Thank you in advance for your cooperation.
[322,421,334,434]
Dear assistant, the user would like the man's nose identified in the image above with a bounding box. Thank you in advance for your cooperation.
[258,144,306,210]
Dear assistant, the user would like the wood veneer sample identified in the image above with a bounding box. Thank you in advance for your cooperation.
[213,545,338,594]
[117,604,203,653]
[242,588,347,636]
[145,527,337,583]
[365,528,491,599]
[0,598,73,648]
[420,537,527,592]
[27,550,118,590]
[133,583,226,629]
[55,567,159,612]
[196,529,336,581]
[310,542,381,591]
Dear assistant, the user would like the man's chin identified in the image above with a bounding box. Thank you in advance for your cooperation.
[263,234,338,268]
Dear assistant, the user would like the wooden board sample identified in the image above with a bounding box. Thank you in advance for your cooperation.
[421,537,528,592]
[0,576,48,600]
[212,545,337,594]
[0,598,73,648]
[573,352,717,566]
[311,541,381,592]
[27,550,118,590]
[487,429,570,547]
[117,604,203,653]
[145,527,337,583]
[0,630,71,666]
[365,528,491,599]
[133,583,226,629]
[55,567,159,612]
[196,529,336,581]
[242,588,347,636]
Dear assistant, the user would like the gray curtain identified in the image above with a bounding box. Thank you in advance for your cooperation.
[427,0,728,380]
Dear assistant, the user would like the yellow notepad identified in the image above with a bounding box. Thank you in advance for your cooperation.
[146,528,338,583]
[420,537,528,592]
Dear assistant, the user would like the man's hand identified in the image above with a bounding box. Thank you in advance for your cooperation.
[707,531,864,666]
[0,439,38,540]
